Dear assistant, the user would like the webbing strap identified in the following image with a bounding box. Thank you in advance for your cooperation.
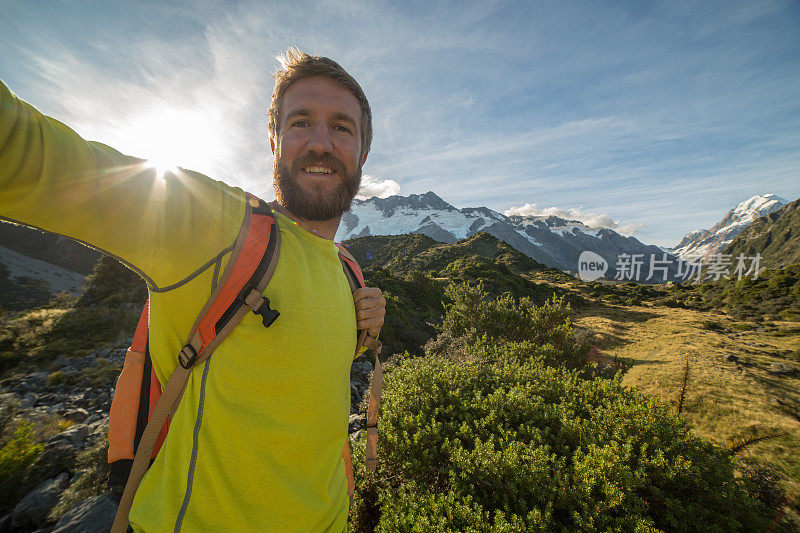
[338,248,385,476]
[363,335,383,471]
[111,197,281,533]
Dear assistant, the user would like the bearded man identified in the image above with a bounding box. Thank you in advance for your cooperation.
[0,49,385,531]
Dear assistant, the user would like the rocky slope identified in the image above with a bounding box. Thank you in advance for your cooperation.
[722,197,800,270]
[671,194,788,260]
[0,336,375,531]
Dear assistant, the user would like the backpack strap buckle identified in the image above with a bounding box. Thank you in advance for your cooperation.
[178,344,198,369]
[245,289,280,328]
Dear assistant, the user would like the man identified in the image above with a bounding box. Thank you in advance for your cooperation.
[0,49,385,531]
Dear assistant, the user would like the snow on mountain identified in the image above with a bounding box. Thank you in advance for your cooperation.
[338,191,682,281]
[672,194,788,260]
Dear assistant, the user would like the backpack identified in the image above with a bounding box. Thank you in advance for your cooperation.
[107,194,384,532]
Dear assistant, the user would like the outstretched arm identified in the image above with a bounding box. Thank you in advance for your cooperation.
[0,80,244,289]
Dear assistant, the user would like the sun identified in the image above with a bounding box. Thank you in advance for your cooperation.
[114,107,223,179]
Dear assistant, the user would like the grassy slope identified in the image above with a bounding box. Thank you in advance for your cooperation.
[574,303,800,511]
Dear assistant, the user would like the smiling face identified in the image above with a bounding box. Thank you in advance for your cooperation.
[271,76,368,221]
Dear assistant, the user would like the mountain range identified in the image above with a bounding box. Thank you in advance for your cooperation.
[336,191,681,282]
[1,191,797,299]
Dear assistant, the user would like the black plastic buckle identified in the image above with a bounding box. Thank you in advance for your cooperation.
[252,296,280,328]
[178,344,198,369]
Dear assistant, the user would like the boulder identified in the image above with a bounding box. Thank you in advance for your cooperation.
[12,472,69,529]
[21,392,38,408]
[62,408,89,424]
[47,425,89,449]
[52,494,117,533]
[32,439,78,483]
[722,354,739,363]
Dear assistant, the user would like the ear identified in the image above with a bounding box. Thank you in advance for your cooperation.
[270,137,276,156]
[360,150,369,166]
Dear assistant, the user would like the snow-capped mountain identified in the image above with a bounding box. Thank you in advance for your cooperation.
[337,191,682,281]
[671,194,788,260]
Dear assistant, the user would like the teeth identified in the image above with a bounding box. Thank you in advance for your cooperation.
[304,166,334,174]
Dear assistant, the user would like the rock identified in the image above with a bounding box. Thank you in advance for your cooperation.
[52,494,118,533]
[84,414,102,426]
[48,425,89,449]
[350,383,361,403]
[21,392,38,408]
[348,414,364,433]
[768,362,797,375]
[352,361,373,377]
[12,472,69,529]
[32,439,78,483]
[722,354,739,363]
[62,409,89,424]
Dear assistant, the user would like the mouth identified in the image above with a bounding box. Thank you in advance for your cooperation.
[302,165,336,175]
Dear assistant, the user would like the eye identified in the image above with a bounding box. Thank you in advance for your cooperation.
[291,119,310,127]
[335,124,352,134]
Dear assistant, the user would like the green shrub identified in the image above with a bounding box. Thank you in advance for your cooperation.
[429,281,587,369]
[47,370,66,386]
[351,357,771,531]
[0,421,43,484]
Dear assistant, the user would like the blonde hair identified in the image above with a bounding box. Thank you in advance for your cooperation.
[268,48,372,157]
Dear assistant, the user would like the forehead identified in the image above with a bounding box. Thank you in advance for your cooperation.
[280,76,362,127]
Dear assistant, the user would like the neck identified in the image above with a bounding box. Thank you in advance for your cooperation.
[267,200,341,240]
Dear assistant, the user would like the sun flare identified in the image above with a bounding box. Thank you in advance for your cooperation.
[114,107,223,179]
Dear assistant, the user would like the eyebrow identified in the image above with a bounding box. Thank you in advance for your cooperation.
[284,108,359,132]
[332,112,358,132]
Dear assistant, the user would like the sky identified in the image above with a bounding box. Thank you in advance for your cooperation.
[1,0,798,247]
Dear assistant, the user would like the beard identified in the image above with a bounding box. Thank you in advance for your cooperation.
[273,152,362,221]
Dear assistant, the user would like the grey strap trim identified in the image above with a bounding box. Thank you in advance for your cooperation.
[210,257,222,294]
[151,245,234,294]
[173,357,213,533]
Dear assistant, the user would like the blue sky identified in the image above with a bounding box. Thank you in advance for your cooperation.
[1,0,798,247]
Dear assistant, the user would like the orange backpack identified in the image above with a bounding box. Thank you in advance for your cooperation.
[107,194,383,532]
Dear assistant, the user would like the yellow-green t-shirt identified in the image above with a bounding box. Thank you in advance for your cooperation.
[0,80,356,531]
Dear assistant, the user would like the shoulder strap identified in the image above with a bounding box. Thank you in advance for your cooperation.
[336,244,384,474]
[112,194,281,533]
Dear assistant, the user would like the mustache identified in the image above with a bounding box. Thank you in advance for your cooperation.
[291,153,346,175]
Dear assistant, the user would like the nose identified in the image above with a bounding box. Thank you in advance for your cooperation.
[306,122,334,154]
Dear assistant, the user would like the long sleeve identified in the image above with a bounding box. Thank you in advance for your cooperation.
[0,80,245,289]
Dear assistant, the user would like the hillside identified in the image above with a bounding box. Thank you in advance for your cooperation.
[0,221,102,276]
[0,232,797,530]
[672,194,787,260]
[723,197,800,270]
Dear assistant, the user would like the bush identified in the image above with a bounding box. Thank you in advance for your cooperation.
[47,370,66,386]
[350,357,771,531]
[428,282,588,369]
[0,420,43,485]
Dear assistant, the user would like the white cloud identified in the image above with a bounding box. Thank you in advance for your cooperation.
[356,174,400,200]
[504,203,641,236]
